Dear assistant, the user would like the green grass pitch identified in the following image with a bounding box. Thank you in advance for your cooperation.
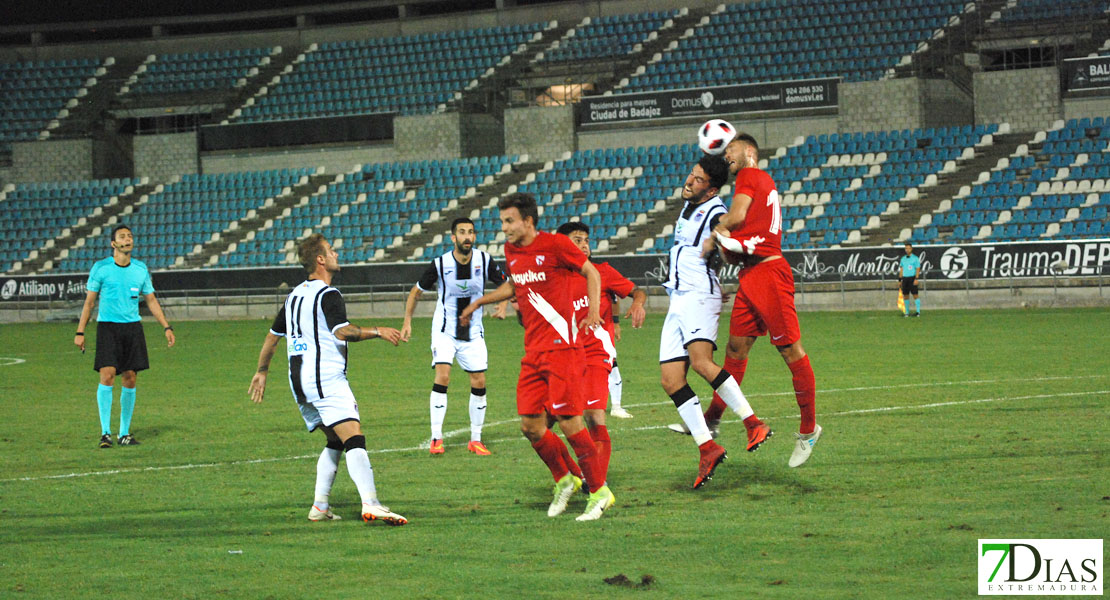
[0,307,1107,598]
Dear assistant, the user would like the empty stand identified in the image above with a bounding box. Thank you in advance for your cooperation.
[230,24,545,122]
[617,0,967,93]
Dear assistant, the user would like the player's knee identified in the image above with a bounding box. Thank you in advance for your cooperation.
[777,343,804,362]
[470,374,486,389]
[342,435,366,451]
[689,357,717,380]
[660,372,681,394]
[325,437,344,451]
[519,422,544,442]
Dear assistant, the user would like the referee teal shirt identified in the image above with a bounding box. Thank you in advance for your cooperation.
[87,258,154,323]
[900,254,921,278]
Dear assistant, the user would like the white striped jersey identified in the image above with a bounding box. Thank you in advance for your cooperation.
[269,279,351,403]
[417,249,505,341]
[663,195,727,294]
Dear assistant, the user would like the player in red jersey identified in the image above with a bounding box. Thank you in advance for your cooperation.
[459,193,616,521]
[707,132,822,468]
[555,221,646,490]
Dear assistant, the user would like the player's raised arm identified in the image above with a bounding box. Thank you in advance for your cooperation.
[249,332,282,403]
[579,261,602,329]
[459,280,514,326]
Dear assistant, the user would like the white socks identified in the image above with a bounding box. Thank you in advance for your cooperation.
[676,397,713,446]
[430,390,447,439]
[469,391,487,442]
[608,365,623,409]
[714,376,754,419]
[344,447,378,506]
[313,447,342,510]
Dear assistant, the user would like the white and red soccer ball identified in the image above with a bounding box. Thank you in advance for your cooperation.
[697,118,736,155]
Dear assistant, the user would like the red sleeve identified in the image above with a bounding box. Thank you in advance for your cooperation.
[553,234,588,271]
[733,168,758,199]
[598,262,635,298]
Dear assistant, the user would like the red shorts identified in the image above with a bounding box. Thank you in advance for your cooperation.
[729,257,801,345]
[517,348,586,416]
[582,333,613,411]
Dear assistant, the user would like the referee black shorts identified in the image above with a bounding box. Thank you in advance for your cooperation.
[900,276,919,295]
[94,321,150,373]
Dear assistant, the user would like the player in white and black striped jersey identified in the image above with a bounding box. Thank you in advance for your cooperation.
[401,217,508,456]
[659,155,767,490]
[249,233,408,525]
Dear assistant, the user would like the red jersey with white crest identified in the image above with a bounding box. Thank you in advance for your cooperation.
[569,260,636,362]
[728,167,783,258]
[505,231,588,354]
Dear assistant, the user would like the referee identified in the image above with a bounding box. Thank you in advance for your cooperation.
[75,224,175,448]
[900,242,922,317]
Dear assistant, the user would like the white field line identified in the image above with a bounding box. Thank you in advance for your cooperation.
[418,374,1110,447]
[4,383,1107,484]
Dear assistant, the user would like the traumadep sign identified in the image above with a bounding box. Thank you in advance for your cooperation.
[618,239,1110,285]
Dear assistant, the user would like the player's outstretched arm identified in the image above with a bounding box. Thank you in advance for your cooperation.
[579,261,603,329]
[144,293,175,347]
[491,299,510,320]
[249,332,282,404]
[625,286,647,329]
[400,284,423,342]
[334,324,403,346]
[74,290,98,352]
[459,281,514,326]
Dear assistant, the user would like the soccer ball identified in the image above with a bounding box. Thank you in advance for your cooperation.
[697,119,736,155]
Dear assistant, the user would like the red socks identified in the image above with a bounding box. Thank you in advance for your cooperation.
[532,429,571,482]
[588,425,611,486]
[788,355,816,434]
[555,434,584,480]
[724,356,748,386]
[566,429,604,493]
[707,357,748,422]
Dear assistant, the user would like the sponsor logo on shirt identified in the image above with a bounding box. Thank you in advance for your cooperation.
[572,295,589,311]
[512,270,548,285]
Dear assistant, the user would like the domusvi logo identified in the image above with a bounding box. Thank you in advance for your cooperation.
[979,539,1102,595]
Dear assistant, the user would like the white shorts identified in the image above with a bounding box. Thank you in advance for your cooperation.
[431,330,488,372]
[298,382,360,432]
[659,288,723,363]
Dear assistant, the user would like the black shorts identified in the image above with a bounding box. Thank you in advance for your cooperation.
[94,321,150,373]
[900,276,919,295]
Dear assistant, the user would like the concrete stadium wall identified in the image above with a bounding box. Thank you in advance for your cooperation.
[1063,96,1110,121]
[201,143,394,175]
[839,77,973,133]
[133,132,198,181]
[395,113,463,162]
[11,139,95,182]
[462,113,505,158]
[974,67,1061,133]
[921,78,974,128]
[504,105,576,161]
